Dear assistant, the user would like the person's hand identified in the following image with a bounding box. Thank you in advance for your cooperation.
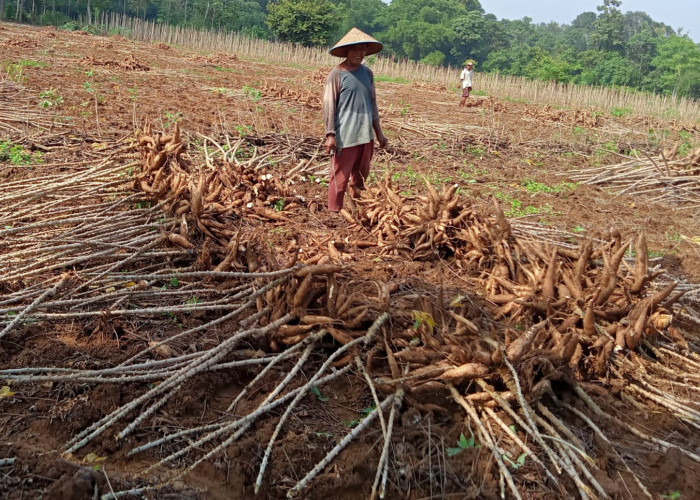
[376,133,388,149]
[324,134,337,155]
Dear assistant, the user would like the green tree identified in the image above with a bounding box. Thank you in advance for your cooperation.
[336,0,387,37]
[646,35,700,98]
[591,0,624,52]
[576,49,634,87]
[266,0,340,46]
[377,0,468,64]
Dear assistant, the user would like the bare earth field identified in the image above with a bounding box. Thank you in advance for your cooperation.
[1,22,700,500]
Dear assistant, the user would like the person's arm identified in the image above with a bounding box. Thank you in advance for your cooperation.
[368,68,387,148]
[323,68,341,154]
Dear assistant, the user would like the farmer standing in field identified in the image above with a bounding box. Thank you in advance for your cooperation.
[323,28,388,214]
[459,61,475,106]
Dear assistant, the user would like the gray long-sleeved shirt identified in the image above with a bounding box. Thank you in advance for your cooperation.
[323,65,379,149]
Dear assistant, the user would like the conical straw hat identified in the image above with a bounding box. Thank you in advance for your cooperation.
[329,28,383,57]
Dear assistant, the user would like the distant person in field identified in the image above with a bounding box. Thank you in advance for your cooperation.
[323,27,388,214]
[459,61,474,106]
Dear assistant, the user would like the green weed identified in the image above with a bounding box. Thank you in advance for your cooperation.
[242,85,262,101]
[311,387,328,402]
[38,88,64,108]
[235,124,254,136]
[391,165,420,186]
[375,75,409,84]
[677,130,695,156]
[162,111,183,128]
[0,141,42,165]
[502,452,528,470]
[610,106,632,118]
[463,144,485,156]
[447,433,477,457]
[271,199,285,212]
[307,174,328,187]
[521,179,577,195]
[504,96,529,104]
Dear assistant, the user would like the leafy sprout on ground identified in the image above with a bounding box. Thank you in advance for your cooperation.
[242,85,262,101]
[0,141,42,165]
[38,88,63,108]
[502,452,528,470]
[447,432,477,457]
[311,387,328,402]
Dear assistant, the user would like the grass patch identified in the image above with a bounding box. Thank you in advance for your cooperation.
[494,190,555,217]
[0,141,42,165]
[610,106,632,118]
[375,75,409,84]
[521,179,577,195]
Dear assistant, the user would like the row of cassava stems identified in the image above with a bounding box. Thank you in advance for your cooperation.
[90,11,700,122]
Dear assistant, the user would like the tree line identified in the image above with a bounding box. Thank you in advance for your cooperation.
[4,0,700,99]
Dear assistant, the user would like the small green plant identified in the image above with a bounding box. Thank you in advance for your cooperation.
[211,87,234,96]
[661,491,681,500]
[235,124,254,136]
[522,180,553,193]
[242,85,262,101]
[502,452,528,470]
[0,141,42,165]
[307,174,328,187]
[609,106,632,118]
[648,128,670,149]
[504,96,529,104]
[572,225,586,233]
[59,21,79,31]
[169,277,179,288]
[375,75,409,84]
[162,111,183,128]
[464,144,485,156]
[311,387,329,402]
[4,63,25,82]
[521,179,577,195]
[271,199,285,212]
[360,404,376,416]
[447,433,476,457]
[494,191,553,217]
[594,140,617,164]
[38,88,64,108]
[391,165,420,186]
[677,130,695,156]
[411,310,436,332]
[108,26,132,36]
[185,296,201,306]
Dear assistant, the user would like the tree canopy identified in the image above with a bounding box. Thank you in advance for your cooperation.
[4,0,700,99]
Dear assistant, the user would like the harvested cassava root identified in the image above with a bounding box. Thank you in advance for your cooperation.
[5,123,694,498]
[135,120,302,258]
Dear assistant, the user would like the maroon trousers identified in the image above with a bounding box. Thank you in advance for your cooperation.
[328,142,374,212]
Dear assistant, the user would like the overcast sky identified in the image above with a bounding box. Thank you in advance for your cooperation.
[479,0,698,41]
